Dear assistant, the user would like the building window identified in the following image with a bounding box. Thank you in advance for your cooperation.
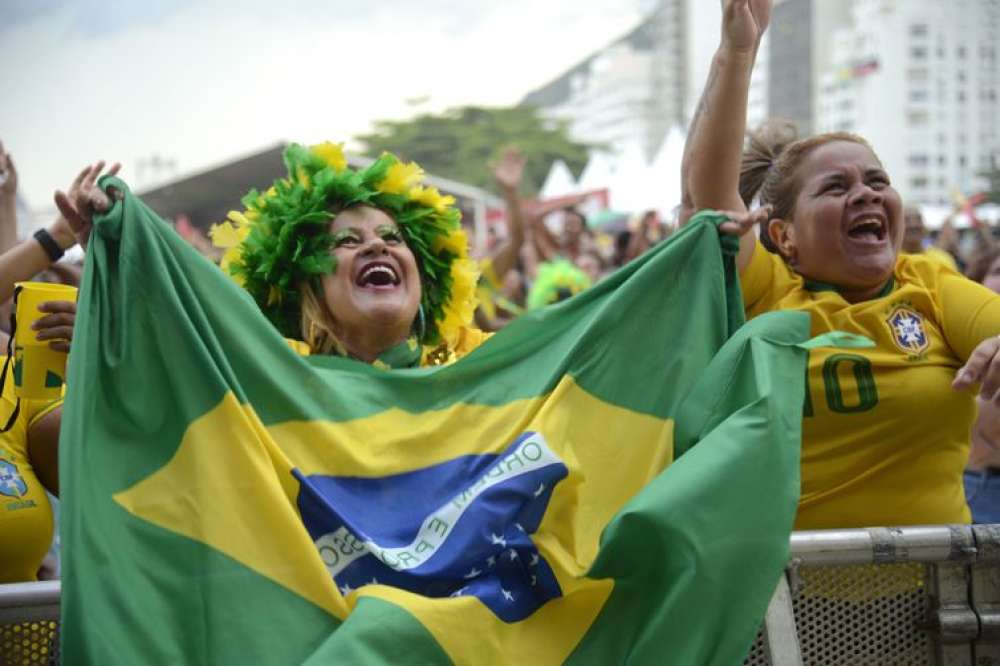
[908,110,930,125]
[911,46,928,59]
[909,154,930,167]
[958,46,967,59]
[911,177,929,189]
[938,155,948,166]
[958,91,967,102]
[909,90,929,102]
[908,67,929,82]
[910,24,929,37]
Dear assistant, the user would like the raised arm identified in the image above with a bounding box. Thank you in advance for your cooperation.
[680,0,771,269]
[0,142,20,254]
[528,209,562,263]
[486,147,527,280]
[0,162,119,303]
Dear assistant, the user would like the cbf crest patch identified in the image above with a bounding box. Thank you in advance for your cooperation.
[0,460,28,498]
[886,305,929,355]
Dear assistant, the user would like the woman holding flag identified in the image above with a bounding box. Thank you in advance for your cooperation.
[683,0,1000,529]
[59,144,485,369]
[54,122,823,662]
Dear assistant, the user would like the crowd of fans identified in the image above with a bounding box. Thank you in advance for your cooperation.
[1,0,999,603]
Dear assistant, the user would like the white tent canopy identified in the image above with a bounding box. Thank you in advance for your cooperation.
[577,151,616,193]
[650,126,686,220]
[539,159,578,200]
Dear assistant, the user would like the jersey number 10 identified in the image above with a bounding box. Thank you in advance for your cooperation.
[803,353,879,416]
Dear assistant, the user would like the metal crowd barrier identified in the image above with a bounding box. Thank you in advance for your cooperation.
[0,581,60,665]
[3,526,999,665]
[746,524,1000,665]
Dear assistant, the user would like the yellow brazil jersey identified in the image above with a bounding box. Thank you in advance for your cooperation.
[0,359,59,583]
[742,241,1000,529]
[904,246,958,271]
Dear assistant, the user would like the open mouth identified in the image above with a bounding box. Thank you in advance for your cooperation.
[846,215,887,243]
[356,262,401,288]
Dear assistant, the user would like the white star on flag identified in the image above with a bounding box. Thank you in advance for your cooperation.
[450,587,469,598]
[501,588,515,602]
[533,483,545,497]
[487,556,496,568]
[463,568,482,579]
[508,549,518,561]
[490,533,507,548]
[339,583,353,596]
[529,553,539,566]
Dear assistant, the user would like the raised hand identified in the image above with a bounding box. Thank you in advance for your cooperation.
[721,0,772,54]
[490,147,526,193]
[954,336,1000,399]
[716,205,773,237]
[0,141,17,201]
[53,161,121,249]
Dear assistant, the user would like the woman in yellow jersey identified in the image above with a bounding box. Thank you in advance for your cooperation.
[0,377,61,583]
[0,151,102,582]
[682,0,1000,529]
[59,144,486,370]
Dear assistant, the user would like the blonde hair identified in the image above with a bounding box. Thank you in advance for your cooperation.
[299,281,344,355]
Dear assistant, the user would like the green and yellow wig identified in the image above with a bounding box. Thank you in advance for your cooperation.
[211,142,478,347]
[527,260,592,310]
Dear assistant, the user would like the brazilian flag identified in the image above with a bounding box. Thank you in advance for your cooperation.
[61,179,814,664]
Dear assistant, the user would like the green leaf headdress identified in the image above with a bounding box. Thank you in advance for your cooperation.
[210,142,479,347]
[526,259,592,310]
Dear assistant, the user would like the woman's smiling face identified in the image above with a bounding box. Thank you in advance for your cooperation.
[320,206,422,347]
[771,140,904,298]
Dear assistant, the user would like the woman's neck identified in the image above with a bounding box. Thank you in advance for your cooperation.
[838,281,892,304]
[800,274,894,303]
[334,325,411,364]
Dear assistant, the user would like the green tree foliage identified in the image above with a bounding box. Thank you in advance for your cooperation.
[355,106,591,196]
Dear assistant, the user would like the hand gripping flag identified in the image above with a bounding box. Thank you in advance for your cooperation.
[62,177,815,665]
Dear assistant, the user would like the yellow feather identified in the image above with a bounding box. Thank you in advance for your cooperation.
[296,167,311,188]
[437,258,480,347]
[209,220,249,249]
[431,229,468,258]
[226,211,251,227]
[409,185,455,213]
[377,161,424,195]
[311,142,348,171]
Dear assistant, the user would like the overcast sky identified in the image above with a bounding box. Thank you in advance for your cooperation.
[2,0,648,211]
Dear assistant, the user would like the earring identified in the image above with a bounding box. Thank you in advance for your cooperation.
[414,304,427,342]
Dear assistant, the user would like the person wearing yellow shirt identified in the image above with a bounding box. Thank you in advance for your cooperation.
[0,151,101,582]
[902,205,959,271]
[681,0,1000,529]
[0,372,61,583]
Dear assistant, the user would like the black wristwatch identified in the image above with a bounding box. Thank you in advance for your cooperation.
[34,228,65,262]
